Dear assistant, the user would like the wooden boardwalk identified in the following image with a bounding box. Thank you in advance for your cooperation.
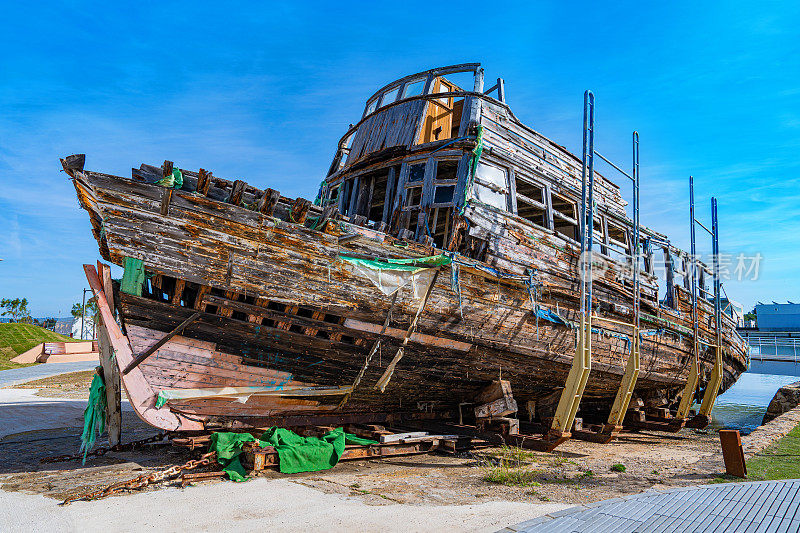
[501,480,800,533]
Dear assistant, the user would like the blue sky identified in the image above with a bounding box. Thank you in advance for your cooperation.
[1,1,798,317]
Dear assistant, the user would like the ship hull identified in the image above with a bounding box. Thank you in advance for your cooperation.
[74,169,748,432]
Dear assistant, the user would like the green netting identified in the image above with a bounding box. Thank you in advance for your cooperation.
[156,168,184,189]
[460,124,484,214]
[312,179,326,206]
[120,257,145,296]
[80,373,107,464]
[209,428,378,481]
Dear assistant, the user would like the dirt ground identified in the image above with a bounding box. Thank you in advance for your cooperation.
[14,370,99,398]
[0,371,729,508]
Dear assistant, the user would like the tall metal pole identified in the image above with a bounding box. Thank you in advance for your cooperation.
[691,178,699,357]
[632,132,640,332]
[550,90,594,437]
[711,198,721,341]
[696,197,724,417]
[677,176,701,420]
[580,90,595,316]
[80,288,86,340]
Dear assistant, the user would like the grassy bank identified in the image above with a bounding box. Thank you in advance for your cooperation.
[746,423,800,481]
[0,323,79,370]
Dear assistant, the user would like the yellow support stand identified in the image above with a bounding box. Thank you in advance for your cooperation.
[676,357,700,419]
[602,327,640,436]
[551,315,592,435]
[698,344,723,416]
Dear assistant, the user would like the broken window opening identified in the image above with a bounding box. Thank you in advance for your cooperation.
[434,185,456,204]
[515,175,547,228]
[426,207,453,249]
[405,186,422,207]
[326,184,340,206]
[593,218,605,252]
[551,192,578,241]
[472,162,508,211]
[551,193,576,220]
[340,179,354,215]
[406,212,420,237]
[366,169,390,224]
[408,163,425,182]
[435,160,459,182]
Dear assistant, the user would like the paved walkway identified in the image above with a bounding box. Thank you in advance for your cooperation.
[0,361,98,387]
[501,480,800,532]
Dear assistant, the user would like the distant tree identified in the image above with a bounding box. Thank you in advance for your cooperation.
[38,317,57,330]
[743,306,757,322]
[1,298,32,323]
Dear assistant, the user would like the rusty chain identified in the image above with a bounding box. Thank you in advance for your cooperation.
[60,451,218,505]
[41,432,170,464]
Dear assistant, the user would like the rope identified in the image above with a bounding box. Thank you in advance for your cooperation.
[337,292,398,409]
[375,269,440,392]
[450,262,463,319]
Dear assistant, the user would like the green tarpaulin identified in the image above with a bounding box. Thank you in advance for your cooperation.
[339,253,452,273]
[338,254,451,297]
[120,257,145,296]
[209,427,378,481]
[156,167,184,189]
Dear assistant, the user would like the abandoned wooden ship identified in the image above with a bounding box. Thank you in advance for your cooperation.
[67,63,748,448]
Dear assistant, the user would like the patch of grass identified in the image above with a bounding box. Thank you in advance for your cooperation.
[486,445,539,464]
[479,447,595,488]
[746,423,800,481]
[610,463,626,473]
[483,466,542,487]
[0,323,80,370]
[481,446,541,487]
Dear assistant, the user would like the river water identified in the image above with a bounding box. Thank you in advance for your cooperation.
[709,360,800,435]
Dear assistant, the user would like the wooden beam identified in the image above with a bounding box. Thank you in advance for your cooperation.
[171,278,186,306]
[96,262,121,446]
[257,188,281,216]
[290,198,311,224]
[196,169,212,196]
[160,188,173,216]
[122,312,201,375]
[343,318,472,352]
[229,179,246,206]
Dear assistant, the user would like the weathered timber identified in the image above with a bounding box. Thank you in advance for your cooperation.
[122,312,201,375]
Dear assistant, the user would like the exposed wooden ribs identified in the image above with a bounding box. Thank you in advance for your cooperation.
[171,279,185,306]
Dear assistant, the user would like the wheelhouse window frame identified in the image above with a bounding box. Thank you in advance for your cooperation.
[471,161,510,212]
[550,191,579,242]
